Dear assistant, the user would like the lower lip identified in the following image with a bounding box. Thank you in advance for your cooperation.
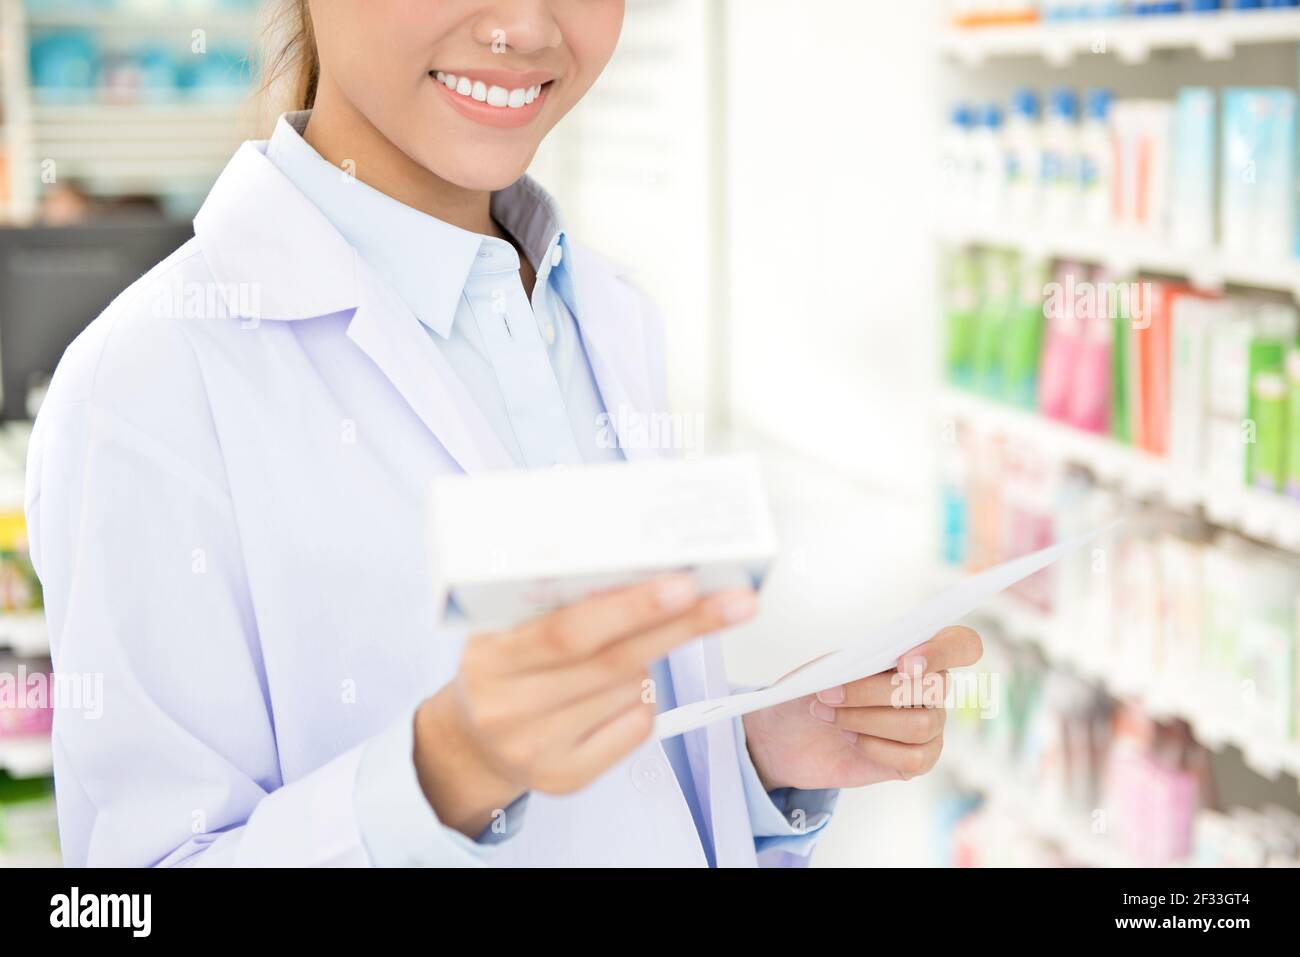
[432,77,550,129]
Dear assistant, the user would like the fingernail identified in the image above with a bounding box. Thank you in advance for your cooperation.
[840,729,859,744]
[816,685,845,705]
[809,701,837,723]
[656,575,697,612]
[721,590,758,624]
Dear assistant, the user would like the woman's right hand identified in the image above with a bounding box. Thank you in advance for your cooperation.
[412,574,758,839]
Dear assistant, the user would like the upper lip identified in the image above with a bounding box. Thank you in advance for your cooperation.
[431,68,557,89]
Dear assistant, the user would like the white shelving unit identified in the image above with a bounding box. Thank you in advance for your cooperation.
[939,221,1300,301]
[938,387,1300,553]
[935,7,1300,864]
[940,8,1300,66]
[945,579,1300,787]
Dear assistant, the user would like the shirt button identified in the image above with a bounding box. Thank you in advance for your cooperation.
[550,245,563,267]
[630,755,665,794]
[543,323,556,345]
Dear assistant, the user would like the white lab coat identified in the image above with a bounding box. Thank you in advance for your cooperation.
[25,139,767,867]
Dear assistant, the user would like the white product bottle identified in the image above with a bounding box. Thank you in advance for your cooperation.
[1079,88,1115,233]
[1005,87,1042,226]
[1042,87,1081,231]
[973,103,1006,223]
[940,103,977,223]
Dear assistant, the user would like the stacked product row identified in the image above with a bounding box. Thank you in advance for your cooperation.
[944,246,1300,498]
[947,0,1300,27]
[941,433,1300,754]
[26,0,259,104]
[942,636,1300,866]
[942,85,1297,260]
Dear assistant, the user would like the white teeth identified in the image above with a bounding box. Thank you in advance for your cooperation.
[436,73,546,109]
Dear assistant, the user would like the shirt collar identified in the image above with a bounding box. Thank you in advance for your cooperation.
[265,110,567,339]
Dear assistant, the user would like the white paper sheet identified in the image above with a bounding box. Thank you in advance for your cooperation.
[653,521,1118,740]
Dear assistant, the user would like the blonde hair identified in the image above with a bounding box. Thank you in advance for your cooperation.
[259,0,319,115]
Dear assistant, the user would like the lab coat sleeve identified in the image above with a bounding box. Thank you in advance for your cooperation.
[24,297,445,867]
[354,708,529,865]
[732,717,838,865]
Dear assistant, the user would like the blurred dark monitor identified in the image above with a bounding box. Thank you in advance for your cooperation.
[0,222,193,421]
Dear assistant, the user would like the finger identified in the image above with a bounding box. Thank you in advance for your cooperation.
[494,573,702,671]
[509,588,760,709]
[897,625,983,676]
[813,703,946,744]
[534,702,656,794]
[846,731,945,780]
[815,669,949,709]
[535,676,651,751]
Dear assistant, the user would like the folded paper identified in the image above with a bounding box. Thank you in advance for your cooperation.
[653,521,1118,740]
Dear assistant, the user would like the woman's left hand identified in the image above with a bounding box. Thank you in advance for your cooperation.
[741,626,983,791]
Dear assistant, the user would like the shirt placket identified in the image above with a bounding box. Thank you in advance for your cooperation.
[463,244,584,469]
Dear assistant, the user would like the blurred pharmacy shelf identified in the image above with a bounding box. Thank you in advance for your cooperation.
[942,735,1134,867]
[939,9,1300,66]
[938,387,1300,553]
[0,0,261,221]
[937,222,1300,301]
[30,100,249,196]
[0,735,52,779]
[941,575,1300,787]
[24,6,257,32]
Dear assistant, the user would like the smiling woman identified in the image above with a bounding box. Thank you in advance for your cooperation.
[22,0,982,872]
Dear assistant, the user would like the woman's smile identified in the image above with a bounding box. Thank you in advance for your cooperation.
[431,68,555,129]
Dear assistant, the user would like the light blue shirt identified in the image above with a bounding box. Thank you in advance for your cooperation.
[266,112,834,865]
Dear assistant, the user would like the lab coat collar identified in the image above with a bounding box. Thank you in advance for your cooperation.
[194,139,359,322]
[193,130,662,471]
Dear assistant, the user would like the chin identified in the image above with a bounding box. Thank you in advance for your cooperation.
[413,142,539,194]
[441,163,532,193]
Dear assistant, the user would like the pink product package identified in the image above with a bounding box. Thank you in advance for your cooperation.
[0,704,53,738]
[0,662,55,738]
[1038,262,1088,422]
[1066,268,1114,434]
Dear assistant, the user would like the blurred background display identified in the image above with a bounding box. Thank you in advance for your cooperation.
[2,0,1300,867]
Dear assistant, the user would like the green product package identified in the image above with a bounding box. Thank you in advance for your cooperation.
[1000,255,1048,410]
[1286,349,1300,500]
[1246,338,1287,487]
[971,249,1016,398]
[943,249,980,389]
[1111,311,1130,445]
[1251,373,1287,492]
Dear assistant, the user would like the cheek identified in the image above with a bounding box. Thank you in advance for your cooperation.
[316,2,435,106]
[559,8,624,93]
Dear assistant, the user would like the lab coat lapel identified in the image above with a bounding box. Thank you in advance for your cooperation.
[562,242,660,463]
[347,263,515,474]
[195,139,514,476]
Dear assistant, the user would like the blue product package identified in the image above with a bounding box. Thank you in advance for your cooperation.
[28,30,98,101]
[1172,88,1216,250]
